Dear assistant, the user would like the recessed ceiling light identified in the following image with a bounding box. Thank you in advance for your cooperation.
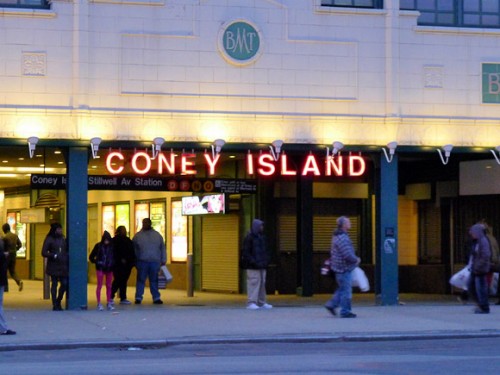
[36,154,42,158]
[91,166,97,169]
[40,164,45,167]
[486,165,492,169]
[2,160,8,163]
[229,155,236,159]
[57,161,64,165]
[54,150,61,155]
[18,157,24,161]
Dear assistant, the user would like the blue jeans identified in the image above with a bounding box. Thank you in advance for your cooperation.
[325,270,353,316]
[135,261,161,302]
[0,286,10,333]
[469,273,490,312]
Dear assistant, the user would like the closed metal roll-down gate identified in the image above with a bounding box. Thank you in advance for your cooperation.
[201,214,240,293]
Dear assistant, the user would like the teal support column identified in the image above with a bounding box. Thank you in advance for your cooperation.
[375,154,399,305]
[67,147,88,310]
[296,174,313,297]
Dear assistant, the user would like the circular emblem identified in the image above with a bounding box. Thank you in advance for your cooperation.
[203,181,214,192]
[167,180,178,191]
[192,180,202,192]
[218,20,262,66]
[179,180,191,191]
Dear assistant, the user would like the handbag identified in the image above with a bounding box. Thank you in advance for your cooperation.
[160,265,173,284]
[449,266,470,290]
[351,266,370,292]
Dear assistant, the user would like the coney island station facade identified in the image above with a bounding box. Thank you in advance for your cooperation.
[1,1,500,309]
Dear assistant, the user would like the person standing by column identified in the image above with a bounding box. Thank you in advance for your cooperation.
[324,216,360,318]
[41,223,69,311]
[89,231,115,311]
[133,218,166,305]
[0,237,16,335]
[111,226,136,305]
[468,223,491,314]
[241,219,272,310]
[2,223,23,292]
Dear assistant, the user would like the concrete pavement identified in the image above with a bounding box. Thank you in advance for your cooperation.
[1,281,499,351]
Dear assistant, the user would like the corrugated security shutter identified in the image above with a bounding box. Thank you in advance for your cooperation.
[201,214,239,292]
[314,216,359,252]
[278,215,359,253]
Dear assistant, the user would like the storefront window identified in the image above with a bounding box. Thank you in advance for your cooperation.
[135,201,165,236]
[102,203,130,235]
[171,200,188,262]
[6,211,27,258]
[0,0,50,9]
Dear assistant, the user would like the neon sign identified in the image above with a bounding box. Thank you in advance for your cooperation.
[105,151,366,177]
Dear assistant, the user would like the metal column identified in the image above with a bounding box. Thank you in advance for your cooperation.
[67,147,88,310]
[375,154,399,305]
[296,174,313,297]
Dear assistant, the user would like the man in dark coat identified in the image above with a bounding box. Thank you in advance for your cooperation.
[241,219,272,310]
[41,223,69,311]
[0,238,16,335]
[468,223,491,314]
[2,223,23,292]
[111,226,136,305]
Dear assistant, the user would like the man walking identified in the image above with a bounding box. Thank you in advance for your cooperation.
[2,223,23,292]
[468,223,491,314]
[241,219,272,310]
[1,237,16,335]
[325,216,360,318]
[133,218,166,305]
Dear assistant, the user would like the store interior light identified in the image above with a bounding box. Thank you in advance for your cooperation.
[490,145,500,165]
[437,144,453,165]
[270,140,284,161]
[151,137,165,160]
[382,141,398,163]
[27,136,39,159]
[90,137,102,159]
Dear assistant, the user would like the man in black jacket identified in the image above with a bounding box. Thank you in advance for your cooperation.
[0,238,16,335]
[111,226,136,305]
[241,219,272,310]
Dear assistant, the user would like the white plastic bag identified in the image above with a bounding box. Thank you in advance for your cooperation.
[351,267,370,292]
[160,265,173,284]
[489,272,499,296]
[449,266,470,290]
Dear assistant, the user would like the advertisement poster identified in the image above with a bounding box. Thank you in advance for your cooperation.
[181,194,225,215]
[171,200,188,262]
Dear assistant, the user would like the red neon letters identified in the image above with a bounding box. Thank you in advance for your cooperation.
[105,151,366,177]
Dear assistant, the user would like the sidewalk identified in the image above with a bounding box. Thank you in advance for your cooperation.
[1,281,499,351]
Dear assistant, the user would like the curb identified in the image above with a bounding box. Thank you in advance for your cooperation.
[1,330,500,352]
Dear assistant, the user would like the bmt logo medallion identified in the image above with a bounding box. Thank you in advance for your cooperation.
[219,20,262,66]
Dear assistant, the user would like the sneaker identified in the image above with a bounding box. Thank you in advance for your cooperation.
[246,303,259,310]
[153,299,163,305]
[260,303,273,309]
[97,303,104,311]
[120,299,132,305]
[107,303,115,311]
[109,300,115,306]
[325,305,337,316]
[474,308,489,314]
[1,330,16,335]
[18,281,23,292]
[134,299,142,305]
[340,312,357,318]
